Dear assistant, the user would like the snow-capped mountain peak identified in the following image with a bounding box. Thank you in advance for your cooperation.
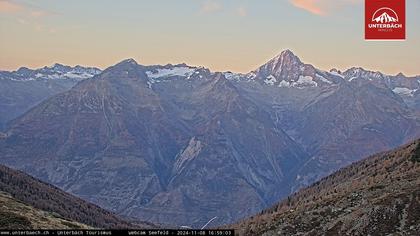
[245,49,334,88]
[263,49,303,75]
[273,49,302,64]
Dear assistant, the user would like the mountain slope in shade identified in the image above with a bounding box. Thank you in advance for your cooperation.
[0,59,308,227]
[231,50,420,190]
[0,192,90,229]
[0,164,154,229]
[292,80,420,188]
[0,64,101,130]
[231,139,420,236]
[341,68,420,109]
[136,73,308,226]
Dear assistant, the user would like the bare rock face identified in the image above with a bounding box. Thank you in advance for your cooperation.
[172,137,203,174]
[232,140,420,236]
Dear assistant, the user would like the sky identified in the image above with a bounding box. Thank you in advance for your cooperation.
[0,0,419,76]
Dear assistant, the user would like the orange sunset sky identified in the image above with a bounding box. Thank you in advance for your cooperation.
[1,0,419,76]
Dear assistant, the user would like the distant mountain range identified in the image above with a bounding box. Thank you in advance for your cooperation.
[0,64,101,81]
[232,139,420,235]
[0,50,419,227]
[0,64,101,130]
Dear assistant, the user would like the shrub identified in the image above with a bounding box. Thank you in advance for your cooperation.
[411,143,420,163]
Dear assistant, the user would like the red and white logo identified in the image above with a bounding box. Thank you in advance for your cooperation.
[372,8,398,23]
[365,0,406,40]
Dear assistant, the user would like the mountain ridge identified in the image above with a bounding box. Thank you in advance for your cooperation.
[2,50,419,81]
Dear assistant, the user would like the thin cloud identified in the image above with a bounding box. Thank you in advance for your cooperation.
[235,6,247,17]
[0,0,54,17]
[30,9,53,18]
[200,0,222,14]
[1,0,57,34]
[0,0,23,13]
[290,0,361,16]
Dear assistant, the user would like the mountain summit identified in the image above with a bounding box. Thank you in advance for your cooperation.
[253,49,303,78]
[116,58,139,65]
[106,58,142,71]
[248,49,332,87]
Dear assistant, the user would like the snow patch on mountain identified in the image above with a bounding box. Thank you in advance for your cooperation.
[146,67,196,79]
[246,72,257,80]
[64,72,99,79]
[316,74,332,84]
[292,75,318,87]
[264,75,277,85]
[223,72,246,81]
[348,77,358,82]
[329,71,344,78]
[278,80,291,88]
[393,87,417,97]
